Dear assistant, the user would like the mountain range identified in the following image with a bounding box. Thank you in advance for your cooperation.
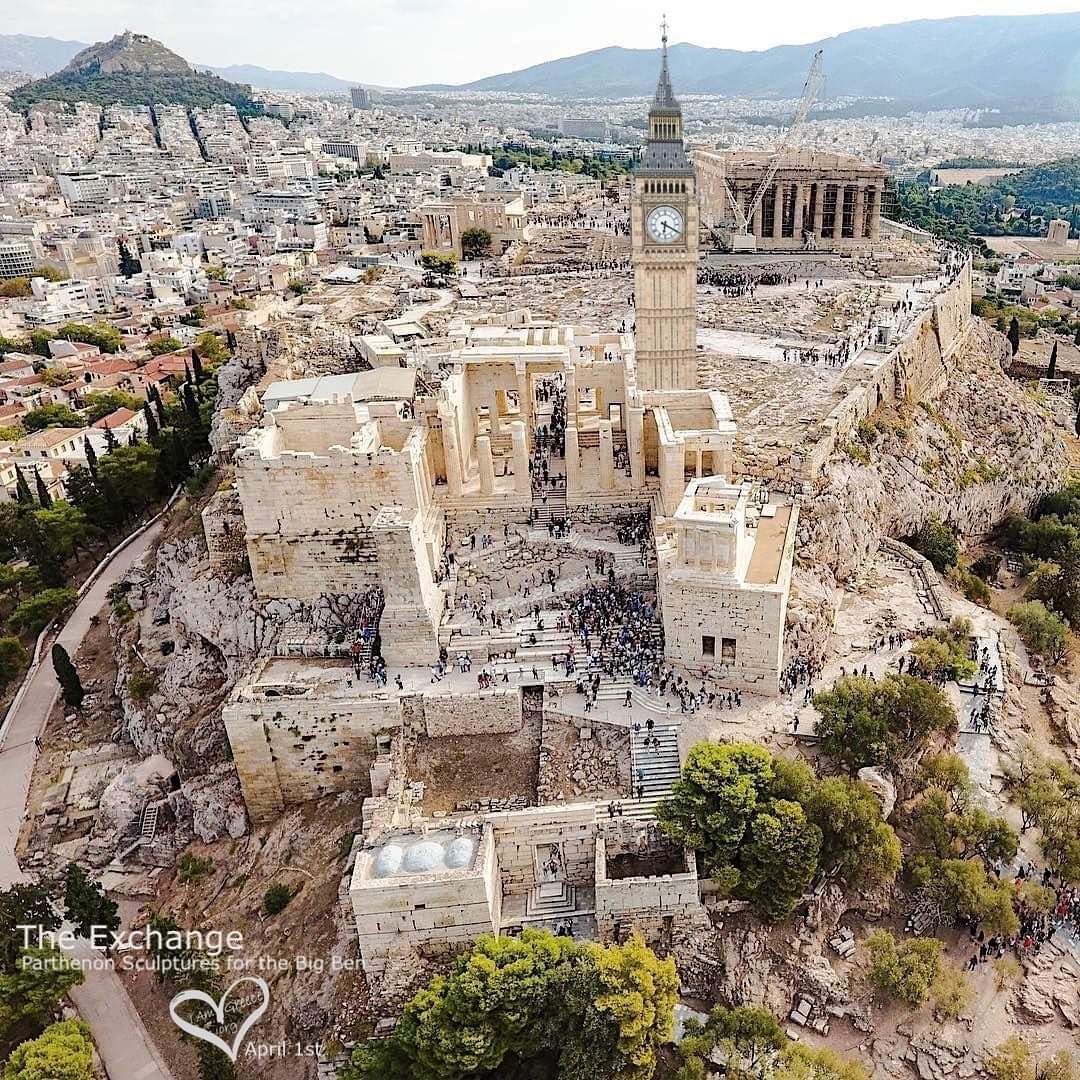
[414,13,1080,109]
[4,13,1080,108]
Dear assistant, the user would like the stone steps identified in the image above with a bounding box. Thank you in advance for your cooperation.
[526,880,577,917]
[596,796,669,822]
[630,724,681,802]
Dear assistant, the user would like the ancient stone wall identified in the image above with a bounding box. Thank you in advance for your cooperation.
[594,835,700,926]
[660,576,787,695]
[350,827,500,976]
[223,695,399,822]
[487,803,596,895]
[200,486,248,576]
[802,262,973,488]
[224,686,532,822]
[413,689,521,738]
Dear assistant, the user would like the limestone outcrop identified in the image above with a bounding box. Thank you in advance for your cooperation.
[801,321,1068,580]
[789,320,1070,658]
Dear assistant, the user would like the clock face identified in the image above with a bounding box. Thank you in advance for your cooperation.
[646,204,684,244]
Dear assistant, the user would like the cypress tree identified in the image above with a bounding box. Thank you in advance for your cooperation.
[182,382,199,419]
[143,401,160,443]
[63,863,118,943]
[1007,316,1021,357]
[1075,404,1080,438]
[226,329,237,352]
[192,349,205,383]
[1048,341,1059,380]
[1074,326,1080,348]
[84,437,98,478]
[51,643,84,708]
[14,466,33,505]
[104,423,117,452]
[35,470,52,508]
[128,430,139,447]
[154,396,167,429]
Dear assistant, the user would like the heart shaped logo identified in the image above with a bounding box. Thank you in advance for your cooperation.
[169,975,270,1062]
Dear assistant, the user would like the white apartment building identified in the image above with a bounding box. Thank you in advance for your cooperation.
[0,240,34,280]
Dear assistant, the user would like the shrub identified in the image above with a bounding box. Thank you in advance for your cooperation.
[971,552,1002,581]
[866,930,942,1007]
[910,518,959,572]
[177,852,214,884]
[931,964,975,1019]
[1007,600,1068,662]
[986,1037,1036,1080]
[127,668,159,703]
[262,883,293,915]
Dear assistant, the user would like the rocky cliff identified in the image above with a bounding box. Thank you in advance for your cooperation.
[788,318,1071,660]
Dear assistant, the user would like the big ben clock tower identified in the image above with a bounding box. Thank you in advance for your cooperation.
[632,20,699,392]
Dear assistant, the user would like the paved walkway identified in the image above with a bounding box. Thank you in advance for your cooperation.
[0,518,175,1080]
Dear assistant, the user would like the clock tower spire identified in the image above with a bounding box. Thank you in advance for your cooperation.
[632,18,699,392]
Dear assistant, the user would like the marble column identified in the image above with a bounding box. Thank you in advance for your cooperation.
[439,407,462,496]
[854,184,866,241]
[627,405,645,487]
[488,392,501,436]
[516,364,530,429]
[566,368,578,423]
[660,444,683,516]
[511,420,529,496]
[792,182,805,243]
[695,447,703,477]
[477,435,495,495]
[598,420,615,490]
[564,425,579,492]
[812,183,824,241]
[771,184,783,239]
[832,186,844,241]
[751,189,762,240]
[870,184,882,241]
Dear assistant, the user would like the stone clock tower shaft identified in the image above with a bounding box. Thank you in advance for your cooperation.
[631,21,699,392]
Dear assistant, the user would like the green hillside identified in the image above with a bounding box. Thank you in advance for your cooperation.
[895,157,1080,250]
[9,32,259,115]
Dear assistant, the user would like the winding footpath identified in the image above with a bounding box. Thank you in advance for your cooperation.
[0,517,175,1080]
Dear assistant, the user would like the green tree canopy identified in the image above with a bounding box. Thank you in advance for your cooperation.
[22,405,81,433]
[62,864,117,945]
[461,226,493,259]
[3,1019,94,1080]
[9,589,77,635]
[0,947,83,1043]
[1007,600,1069,662]
[80,390,141,424]
[813,674,956,772]
[51,644,83,709]
[910,518,959,572]
[658,744,898,921]
[345,930,676,1080]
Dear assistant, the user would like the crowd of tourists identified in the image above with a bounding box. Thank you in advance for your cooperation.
[962,863,1080,969]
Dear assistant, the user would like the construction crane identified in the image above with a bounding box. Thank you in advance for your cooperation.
[693,49,824,250]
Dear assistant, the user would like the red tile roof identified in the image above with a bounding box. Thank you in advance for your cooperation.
[92,407,138,429]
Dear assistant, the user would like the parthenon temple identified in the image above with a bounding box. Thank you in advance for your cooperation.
[697,149,889,249]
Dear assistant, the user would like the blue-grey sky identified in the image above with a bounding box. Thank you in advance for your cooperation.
[7,0,1080,86]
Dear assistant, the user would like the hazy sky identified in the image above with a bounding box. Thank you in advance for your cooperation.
[8,0,1080,86]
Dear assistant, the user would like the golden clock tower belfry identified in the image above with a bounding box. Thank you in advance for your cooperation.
[632,20,699,392]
